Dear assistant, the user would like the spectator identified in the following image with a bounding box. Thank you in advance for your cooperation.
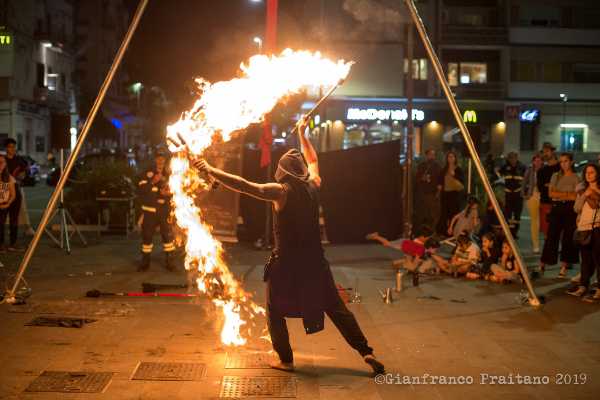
[537,142,560,236]
[522,154,543,253]
[438,233,480,276]
[3,138,27,251]
[414,149,441,233]
[540,153,580,277]
[568,163,600,301]
[437,151,465,236]
[0,155,17,252]
[499,152,526,238]
[447,196,480,239]
[466,232,501,280]
[489,240,521,283]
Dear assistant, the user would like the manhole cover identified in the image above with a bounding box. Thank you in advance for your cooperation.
[225,353,273,369]
[220,376,296,398]
[131,362,205,381]
[25,371,112,393]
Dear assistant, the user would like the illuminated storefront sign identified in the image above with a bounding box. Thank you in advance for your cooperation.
[346,107,425,121]
[0,34,12,45]
[519,109,540,123]
[463,110,477,123]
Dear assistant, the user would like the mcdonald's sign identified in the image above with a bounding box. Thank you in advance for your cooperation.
[463,110,477,123]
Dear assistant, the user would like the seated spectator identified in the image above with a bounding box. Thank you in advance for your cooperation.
[489,240,522,283]
[437,233,480,276]
[366,226,440,274]
[448,196,480,239]
[466,232,500,280]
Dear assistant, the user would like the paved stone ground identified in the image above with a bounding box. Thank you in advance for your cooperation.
[0,186,598,399]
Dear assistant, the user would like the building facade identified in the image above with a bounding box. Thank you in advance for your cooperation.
[285,0,600,161]
[74,0,135,151]
[0,0,77,161]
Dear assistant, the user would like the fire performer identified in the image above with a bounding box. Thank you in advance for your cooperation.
[137,150,176,271]
[193,118,385,375]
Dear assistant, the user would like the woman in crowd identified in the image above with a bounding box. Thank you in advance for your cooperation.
[568,163,600,302]
[0,155,17,253]
[539,153,580,277]
[522,153,543,253]
[447,196,480,240]
[437,151,465,236]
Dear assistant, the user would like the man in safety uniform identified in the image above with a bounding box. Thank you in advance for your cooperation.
[137,151,175,271]
[499,152,526,238]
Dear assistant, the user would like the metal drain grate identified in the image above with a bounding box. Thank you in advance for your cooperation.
[225,353,273,369]
[131,362,205,381]
[220,376,296,398]
[25,371,112,393]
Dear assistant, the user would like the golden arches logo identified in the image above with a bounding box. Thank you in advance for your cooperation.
[463,110,477,123]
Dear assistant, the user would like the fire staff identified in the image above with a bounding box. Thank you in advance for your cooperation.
[193,118,385,375]
[137,151,175,271]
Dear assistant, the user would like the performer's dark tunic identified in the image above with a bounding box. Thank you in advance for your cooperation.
[264,178,337,334]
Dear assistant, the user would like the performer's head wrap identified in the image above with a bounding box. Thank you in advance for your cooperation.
[275,149,310,183]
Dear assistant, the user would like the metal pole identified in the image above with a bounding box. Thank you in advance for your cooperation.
[403,0,540,306]
[4,0,149,302]
[404,22,414,237]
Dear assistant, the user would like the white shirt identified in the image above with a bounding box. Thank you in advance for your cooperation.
[577,200,600,231]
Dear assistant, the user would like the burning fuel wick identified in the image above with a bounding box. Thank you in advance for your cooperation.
[166,136,220,190]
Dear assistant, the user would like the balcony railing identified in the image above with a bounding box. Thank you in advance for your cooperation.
[442,26,508,46]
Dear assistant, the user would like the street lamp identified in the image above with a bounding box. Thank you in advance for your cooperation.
[560,93,568,149]
[253,36,263,53]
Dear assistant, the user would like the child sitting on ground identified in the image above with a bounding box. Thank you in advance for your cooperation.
[448,196,481,240]
[366,226,440,274]
[437,233,481,276]
[489,239,521,283]
[465,232,500,280]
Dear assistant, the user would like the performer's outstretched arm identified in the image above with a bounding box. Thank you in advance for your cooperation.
[193,159,286,203]
[296,117,322,188]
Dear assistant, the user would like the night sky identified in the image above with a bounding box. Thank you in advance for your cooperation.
[124,0,267,108]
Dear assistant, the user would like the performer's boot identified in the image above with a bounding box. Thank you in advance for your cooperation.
[364,354,385,374]
[164,252,175,272]
[138,253,150,272]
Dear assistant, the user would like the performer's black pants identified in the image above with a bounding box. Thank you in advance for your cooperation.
[580,228,600,288]
[0,190,21,246]
[504,192,524,236]
[141,209,174,254]
[541,201,579,265]
[267,291,373,363]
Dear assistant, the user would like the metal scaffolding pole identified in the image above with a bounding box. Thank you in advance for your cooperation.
[403,0,540,306]
[3,0,150,303]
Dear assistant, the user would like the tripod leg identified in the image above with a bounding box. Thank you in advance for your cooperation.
[65,209,87,246]
[43,208,62,247]
[61,208,71,254]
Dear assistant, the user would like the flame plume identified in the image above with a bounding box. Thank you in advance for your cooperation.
[166,49,353,346]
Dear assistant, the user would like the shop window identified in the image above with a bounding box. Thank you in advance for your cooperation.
[459,63,487,84]
[16,133,23,151]
[561,128,584,152]
[542,62,561,82]
[574,63,600,83]
[513,61,536,81]
[520,123,537,151]
[448,63,458,86]
[404,58,428,80]
[35,136,45,153]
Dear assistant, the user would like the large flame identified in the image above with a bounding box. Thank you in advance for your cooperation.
[167,49,353,346]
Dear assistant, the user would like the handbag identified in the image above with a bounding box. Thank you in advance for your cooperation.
[573,207,598,247]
